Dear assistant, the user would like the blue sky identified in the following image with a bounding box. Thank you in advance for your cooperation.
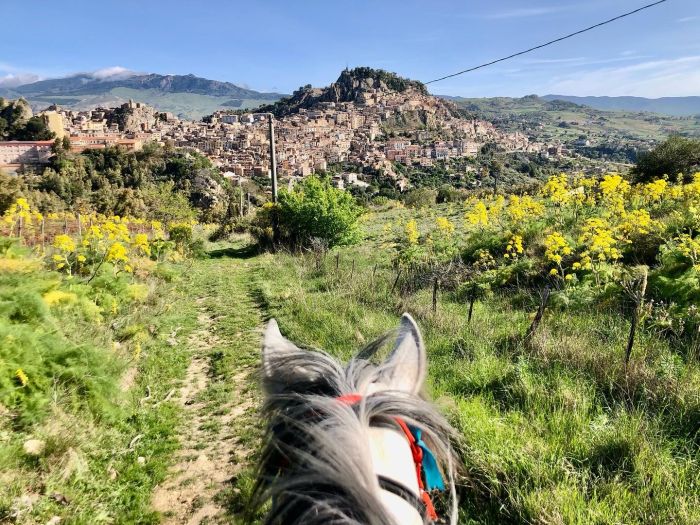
[1,0,699,98]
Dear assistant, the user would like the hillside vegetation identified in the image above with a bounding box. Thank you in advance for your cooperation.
[0,204,208,523]
[254,170,700,523]
[542,94,700,117]
[0,143,256,226]
[2,133,700,523]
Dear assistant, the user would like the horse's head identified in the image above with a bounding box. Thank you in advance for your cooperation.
[255,314,458,525]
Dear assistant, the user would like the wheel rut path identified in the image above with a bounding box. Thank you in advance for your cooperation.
[152,258,263,524]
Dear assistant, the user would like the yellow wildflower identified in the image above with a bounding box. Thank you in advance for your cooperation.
[642,179,668,202]
[544,232,572,264]
[436,217,455,235]
[43,290,77,306]
[505,234,524,260]
[132,233,151,256]
[106,242,129,263]
[404,220,419,245]
[53,234,76,252]
[542,174,571,205]
[15,368,28,387]
[466,201,489,227]
[579,218,621,262]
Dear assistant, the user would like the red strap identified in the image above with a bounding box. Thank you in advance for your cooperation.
[394,417,437,521]
[421,491,438,521]
[337,394,439,522]
[336,393,363,405]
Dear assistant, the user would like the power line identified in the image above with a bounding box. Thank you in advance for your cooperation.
[424,0,669,85]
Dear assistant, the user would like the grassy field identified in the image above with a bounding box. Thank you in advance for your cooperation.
[252,223,700,524]
[248,172,700,524]
[0,225,266,524]
[3,171,700,524]
[0,242,198,523]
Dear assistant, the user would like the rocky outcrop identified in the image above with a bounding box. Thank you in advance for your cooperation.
[191,170,227,210]
[0,97,33,122]
[259,68,429,117]
[107,100,159,133]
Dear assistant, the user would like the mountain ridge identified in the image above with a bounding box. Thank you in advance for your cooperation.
[12,72,284,99]
[0,72,286,120]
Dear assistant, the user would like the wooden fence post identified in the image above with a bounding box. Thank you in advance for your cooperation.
[625,269,648,367]
[468,294,476,324]
[525,287,551,344]
[391,268,402,293]
[432,277,439,314]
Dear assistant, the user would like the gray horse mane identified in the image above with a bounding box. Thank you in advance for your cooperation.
[251,331,460,525]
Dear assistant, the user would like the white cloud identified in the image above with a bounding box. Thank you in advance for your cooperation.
[0,72,42,88]
[677,16,698,23]
[89,66,138,80]
[545,56,700,97]
[0,64,145,88]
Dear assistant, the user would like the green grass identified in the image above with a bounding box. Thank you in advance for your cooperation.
[0,242,198,524]
[4,199,700,523]
[249,222,700,524]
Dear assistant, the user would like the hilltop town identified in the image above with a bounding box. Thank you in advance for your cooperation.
[1,69,583,189]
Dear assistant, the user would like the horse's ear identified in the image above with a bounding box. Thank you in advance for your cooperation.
[262,319,298,377]
[381,313,427,394]
[262,319,321,387]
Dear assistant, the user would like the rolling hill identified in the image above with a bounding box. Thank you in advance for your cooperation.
[444,94,700,162]
[542,95,700,117]
[0,72,285,120]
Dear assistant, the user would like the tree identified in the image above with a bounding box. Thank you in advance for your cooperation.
[403,187,437,208]
[632,136,700,183]
[276,176,364,248]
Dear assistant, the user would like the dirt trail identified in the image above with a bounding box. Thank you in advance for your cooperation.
[152,261,262,524]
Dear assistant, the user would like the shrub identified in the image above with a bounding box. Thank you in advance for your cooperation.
[273,176,364,249]
[403,187,438,208]
[632,136,700,183]
[437,184,467,203]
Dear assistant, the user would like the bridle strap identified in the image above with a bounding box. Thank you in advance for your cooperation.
[336,393,440,522]
[377,475,427,520]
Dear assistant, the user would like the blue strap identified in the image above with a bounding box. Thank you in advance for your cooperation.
[410,427,445,491]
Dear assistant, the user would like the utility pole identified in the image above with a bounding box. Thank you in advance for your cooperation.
[268,113,278,203]
[238,177,244,218]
